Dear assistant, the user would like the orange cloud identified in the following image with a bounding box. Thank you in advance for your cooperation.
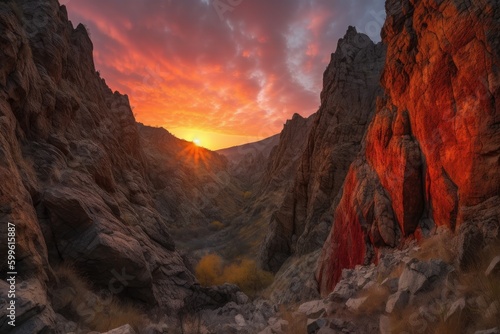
[65,0,385,150]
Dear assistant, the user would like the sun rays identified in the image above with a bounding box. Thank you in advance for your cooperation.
[177,141,210,168]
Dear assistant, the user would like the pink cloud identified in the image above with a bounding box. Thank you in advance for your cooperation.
[65,0,385,148]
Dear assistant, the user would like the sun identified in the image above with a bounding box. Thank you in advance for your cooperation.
[193,138,201,146]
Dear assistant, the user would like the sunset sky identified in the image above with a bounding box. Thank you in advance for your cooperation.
[65,0,385,150]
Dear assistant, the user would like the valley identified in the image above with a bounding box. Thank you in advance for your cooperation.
[0,0,499,333]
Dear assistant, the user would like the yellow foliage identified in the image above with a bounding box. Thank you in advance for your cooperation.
[223,259,274,297]
[195,254,224,286]
[195,255,274,297]
[210,220,224,230]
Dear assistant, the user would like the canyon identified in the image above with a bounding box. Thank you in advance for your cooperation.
[0,0,499,333]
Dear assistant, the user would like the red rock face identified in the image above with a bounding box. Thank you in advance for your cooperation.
[317,159,399,294]
[317,0,500,294]
[261,27,386,273]
[383,0,500,229]
[316,165,367,293]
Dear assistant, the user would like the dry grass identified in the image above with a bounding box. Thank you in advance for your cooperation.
[431,311,469,334]
[355,284,391,315]
[179,313,206,334]
[388,241,500,333]
[455,244,500,331]
[387,306,421,334]
[51,265,145,332]
[412,231,456,264]
[278,304,308,334]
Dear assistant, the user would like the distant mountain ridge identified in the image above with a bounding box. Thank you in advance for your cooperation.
[217,133,280,163]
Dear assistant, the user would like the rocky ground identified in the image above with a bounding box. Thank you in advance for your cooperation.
[91,229,500,334]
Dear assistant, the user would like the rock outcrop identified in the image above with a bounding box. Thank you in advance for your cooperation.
[317,0,500,294]
[261,27,386,272]
[261,114,315,196]
[0,1,238,332]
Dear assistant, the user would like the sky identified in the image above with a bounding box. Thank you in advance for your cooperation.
[65,0,385,150]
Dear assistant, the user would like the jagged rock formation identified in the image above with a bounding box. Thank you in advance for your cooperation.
[212,114,314,260]
[261,27,386,273]
[0,1,239,332]
[317,0,500,294]
[261,114,315,195]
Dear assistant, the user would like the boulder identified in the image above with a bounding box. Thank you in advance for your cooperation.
[101,324,136,334]
[297,300,327,319]
[307,318,328,334]
[346,296,368,312]
[235,314,247,327]
[236,292,250,305]
[385,290,410,314]
[398,259,450,294]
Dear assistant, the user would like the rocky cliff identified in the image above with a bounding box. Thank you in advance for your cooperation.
[261,114,315,195]
[261,27,386,273]
[317,0,500,294]
[0,1,240,332]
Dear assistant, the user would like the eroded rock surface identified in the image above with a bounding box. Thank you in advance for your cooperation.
[260,26,386,273]
[0,1,239,331]
[317,0,500,294]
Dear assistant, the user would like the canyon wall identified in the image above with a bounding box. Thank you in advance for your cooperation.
[317,0,500,294]
[0,1,236,332]
[260,27,386,272]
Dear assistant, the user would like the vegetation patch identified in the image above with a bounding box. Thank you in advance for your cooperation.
[50,265,146,332]
[195,253,274,297]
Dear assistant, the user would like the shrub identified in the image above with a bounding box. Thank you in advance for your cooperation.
[222,258,274,297]
[210,220,224,230]
[195,254,224,286]
[195,255,274,297]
